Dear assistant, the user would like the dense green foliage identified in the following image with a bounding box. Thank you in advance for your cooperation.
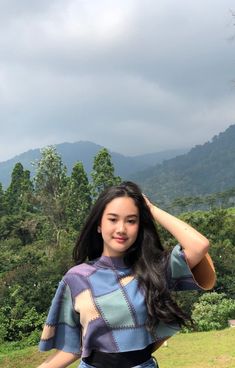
[0,146,234,347]
[168,187,235,214]
[191,292,235,331]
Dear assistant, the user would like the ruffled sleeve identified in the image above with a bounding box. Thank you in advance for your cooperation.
[167,244,216,291]
[39,279,81,355]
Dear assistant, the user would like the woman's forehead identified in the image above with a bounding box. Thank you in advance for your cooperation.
[103,196,139,215]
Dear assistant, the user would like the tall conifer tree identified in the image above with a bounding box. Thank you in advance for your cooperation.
[66,162,91,232]
[90,148,121,201]
[34,146,68,245]
[5,163,33,214]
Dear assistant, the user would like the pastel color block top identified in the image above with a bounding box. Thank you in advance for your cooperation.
[39,245,216,358]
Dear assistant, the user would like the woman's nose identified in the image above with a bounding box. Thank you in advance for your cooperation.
[117,222,126,233]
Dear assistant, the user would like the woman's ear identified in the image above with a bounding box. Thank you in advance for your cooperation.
[97,226,101,233]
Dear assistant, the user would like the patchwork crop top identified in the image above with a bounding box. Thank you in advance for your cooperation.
[39,245,216,358]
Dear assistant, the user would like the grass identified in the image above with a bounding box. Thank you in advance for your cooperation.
[155,328,235,368]
[0,328,235,368]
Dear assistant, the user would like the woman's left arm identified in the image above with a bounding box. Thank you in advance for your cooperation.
[145,198,209,269]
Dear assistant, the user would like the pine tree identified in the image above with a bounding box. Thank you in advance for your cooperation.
[66,162,91,232]
[34,146,68,245]
[90,148,121,201]
[5,163,33,214]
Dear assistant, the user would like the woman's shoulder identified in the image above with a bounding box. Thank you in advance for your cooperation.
[64,260,97,278]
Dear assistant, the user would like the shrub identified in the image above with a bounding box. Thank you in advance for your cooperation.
[192,292,235,331]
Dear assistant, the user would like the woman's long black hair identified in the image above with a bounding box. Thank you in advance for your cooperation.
[73,181,189,334]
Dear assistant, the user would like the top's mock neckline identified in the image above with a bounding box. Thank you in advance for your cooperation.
[95,255,129,269]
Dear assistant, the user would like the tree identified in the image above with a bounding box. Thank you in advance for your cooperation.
[209,239,235,298]
[90,148,121,201]
[192,292,235,331]
[34,146,68,245]
[5,163,33,214]
[0,183,5,217]
[20,169,34,212]
[66,162,91,232]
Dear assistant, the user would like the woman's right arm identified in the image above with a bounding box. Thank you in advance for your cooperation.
[38,279,81,368]
[37,350,79,368]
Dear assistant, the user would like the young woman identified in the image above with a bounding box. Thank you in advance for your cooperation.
[38,181,216,368]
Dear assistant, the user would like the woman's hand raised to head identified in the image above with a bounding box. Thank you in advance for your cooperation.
[142,193,154,211]
[142,194,209,270]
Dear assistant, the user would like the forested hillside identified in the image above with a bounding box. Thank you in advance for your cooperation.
[0,146,235,348]
[133,124,235,206]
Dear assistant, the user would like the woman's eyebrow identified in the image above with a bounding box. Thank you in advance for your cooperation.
[106,213,138,218]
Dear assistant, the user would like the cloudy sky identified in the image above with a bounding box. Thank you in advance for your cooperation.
[0,0,234,162]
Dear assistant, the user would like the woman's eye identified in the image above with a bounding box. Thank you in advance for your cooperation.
[109,218,116,222]
[127,219,136,224]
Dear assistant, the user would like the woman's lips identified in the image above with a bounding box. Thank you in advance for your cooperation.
[113,237,128,243]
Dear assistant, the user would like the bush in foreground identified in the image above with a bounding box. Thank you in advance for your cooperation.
[192,292,235,331]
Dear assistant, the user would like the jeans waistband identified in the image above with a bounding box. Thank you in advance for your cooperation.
[80,357,158,368]
[83,344,154,368]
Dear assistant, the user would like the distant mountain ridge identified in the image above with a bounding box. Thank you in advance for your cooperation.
[1,124,234,202]
[0,141,188,188]
[132,124,235,205]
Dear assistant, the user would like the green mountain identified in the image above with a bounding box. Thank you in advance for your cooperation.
[131,148,189,166]
[1,124,234,201]
[132,124,235,206]
[0,141,187,189]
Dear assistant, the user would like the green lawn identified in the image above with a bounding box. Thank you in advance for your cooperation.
[0,328,235,368]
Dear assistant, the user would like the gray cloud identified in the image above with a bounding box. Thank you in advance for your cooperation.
[0,0,234,161]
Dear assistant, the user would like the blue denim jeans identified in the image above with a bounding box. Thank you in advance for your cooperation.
[78,357,158,368]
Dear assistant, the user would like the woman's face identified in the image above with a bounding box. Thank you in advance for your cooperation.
[99,196,140,257]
